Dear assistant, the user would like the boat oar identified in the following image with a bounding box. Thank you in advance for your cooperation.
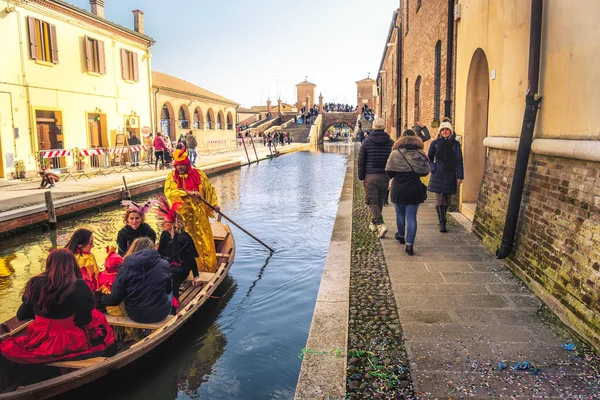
[197,196,275,253]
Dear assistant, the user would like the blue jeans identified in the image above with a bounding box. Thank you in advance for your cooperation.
[393,203,420,245]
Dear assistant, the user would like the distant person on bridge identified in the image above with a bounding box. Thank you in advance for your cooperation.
[164,145,220,273]
[358,117,394,239]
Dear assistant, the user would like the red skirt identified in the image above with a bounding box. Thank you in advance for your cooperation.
[0,310,115,364]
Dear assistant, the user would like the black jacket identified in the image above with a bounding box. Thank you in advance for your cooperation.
[100,249,172,323]
[17,279,94,327]
[158,231,199,278]
[385,135,430,204]
[116,223,157,256]
[358,130,394,180]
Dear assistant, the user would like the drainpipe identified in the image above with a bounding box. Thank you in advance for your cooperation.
[16,9,34,155]
[496,0,543,259]
[396,10,402,139]
[443,0,454,118]
[153,86,160,132]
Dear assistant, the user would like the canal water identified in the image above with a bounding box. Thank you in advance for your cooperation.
[0,144,350,399]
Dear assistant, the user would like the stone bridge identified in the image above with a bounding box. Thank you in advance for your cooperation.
[321,112,358,132]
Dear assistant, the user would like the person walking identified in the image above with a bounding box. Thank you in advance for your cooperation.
[186,130,198,165]
[127,132,141,167]
[427,119,464,232]
[358,117,394,238]
[385,129,430,255]
[153,132,168,171]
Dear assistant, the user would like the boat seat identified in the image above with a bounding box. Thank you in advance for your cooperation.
[216,252,230,259]
[105,314,174,330]
[211,223,228,241]
[48,357,106,369]
[197,272,216,282]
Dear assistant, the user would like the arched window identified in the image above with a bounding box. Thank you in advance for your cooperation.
[226,112,233,130]
[160,104,171,138]
[178,106,189,129]
[414,76,421,123]
[217,111,224,130]
[193,108,200,129]
[206,110,213,130]
[434,40,442,123]
[404,78,408,128]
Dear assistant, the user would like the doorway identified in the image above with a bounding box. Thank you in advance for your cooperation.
[36,110,64,168]
[462,48,490,220]
[88,113,108,167]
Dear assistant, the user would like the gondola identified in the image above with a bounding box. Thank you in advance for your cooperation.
[0,221,235,400]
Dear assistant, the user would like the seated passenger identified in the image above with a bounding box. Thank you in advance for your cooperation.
[0,249,115,364]
[100,238,172,323]
[65,228,100,291]
[156,198,200,301]
[116,200,157,256]
[97,247,126,316]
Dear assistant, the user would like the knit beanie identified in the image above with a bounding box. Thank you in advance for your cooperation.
[438,121,454,134]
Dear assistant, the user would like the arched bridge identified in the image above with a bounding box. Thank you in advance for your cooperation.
[321,112,358,133]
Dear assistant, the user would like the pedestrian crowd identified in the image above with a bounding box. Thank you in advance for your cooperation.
[362,104,375,121]
[358,116,463,255]
[323,103,356,112]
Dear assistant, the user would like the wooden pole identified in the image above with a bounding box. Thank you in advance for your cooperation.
[122,176,131,199]
[196,196,274,253]
[45,191,57,230]
[240,135,252,165]
[250,135,260,163]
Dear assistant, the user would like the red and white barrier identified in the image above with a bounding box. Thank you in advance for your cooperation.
[42,149,72,158]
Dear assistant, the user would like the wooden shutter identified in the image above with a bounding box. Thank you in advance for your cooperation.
[98,40,106,74]
[49,24,58,64]
[121,49,129,80]
[132,52,139,82]
[84,36,92,71]
[27,16,37,60]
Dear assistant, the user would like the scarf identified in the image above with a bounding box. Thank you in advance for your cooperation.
[435,136,457,172]
[173,168,202,191]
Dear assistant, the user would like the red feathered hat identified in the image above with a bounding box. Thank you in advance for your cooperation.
[104,246,123,274]
[156,197,183,223]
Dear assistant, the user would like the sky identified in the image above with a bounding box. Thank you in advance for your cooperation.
[68,0,399,108]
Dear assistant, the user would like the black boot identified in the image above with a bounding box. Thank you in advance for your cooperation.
[436,205,447,233]
[405,245,414,255]
[442,205,449,232]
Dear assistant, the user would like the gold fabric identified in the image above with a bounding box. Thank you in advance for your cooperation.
[164,168,218,273]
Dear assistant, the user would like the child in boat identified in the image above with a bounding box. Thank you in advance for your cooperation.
[97,247,126,316]
[116,200,157,256]
[156,197,201,303]
[65,228,101,291]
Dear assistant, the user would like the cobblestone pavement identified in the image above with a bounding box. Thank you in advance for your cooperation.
[378,198,600,398]
[346,158,415,399]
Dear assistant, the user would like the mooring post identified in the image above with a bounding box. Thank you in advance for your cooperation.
[240,135,252,165]
[250,136,260,163]
[45,191,57,230]
[122,176,131,199]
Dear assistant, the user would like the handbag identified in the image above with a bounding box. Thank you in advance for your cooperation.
[397,149,428,201]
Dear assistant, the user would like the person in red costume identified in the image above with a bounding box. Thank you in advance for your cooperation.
[0,249,115,364]
[65,228,101,291]
[97,247,126,316]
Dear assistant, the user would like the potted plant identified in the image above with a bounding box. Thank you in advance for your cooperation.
[73,148,85,171]
[14,160,26,180]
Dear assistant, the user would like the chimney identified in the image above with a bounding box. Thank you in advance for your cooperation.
[133,10,144,34]
[90,0,105,18]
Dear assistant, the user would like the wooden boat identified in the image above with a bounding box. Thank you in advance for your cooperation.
[0,221,235,400]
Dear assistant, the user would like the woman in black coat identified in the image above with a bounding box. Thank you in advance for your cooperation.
[385,130,430,255]
[427,120,464,232]
[116,201,157,256]
[101,238,172,323]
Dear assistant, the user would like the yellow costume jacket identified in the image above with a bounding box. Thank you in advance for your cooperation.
[164,168,219,273]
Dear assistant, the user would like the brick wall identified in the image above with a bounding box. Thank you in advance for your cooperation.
[401,0,451,129]
[474,148,600,346]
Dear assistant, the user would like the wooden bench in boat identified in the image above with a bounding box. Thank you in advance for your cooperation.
[212,223,229,241]
[104,314,174,330]
[48,357,107,370]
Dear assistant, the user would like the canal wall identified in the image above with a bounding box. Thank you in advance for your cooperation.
[0,143,310,237]
[295,146,353,399]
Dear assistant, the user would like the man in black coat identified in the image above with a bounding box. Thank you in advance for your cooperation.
[358,117,394,238]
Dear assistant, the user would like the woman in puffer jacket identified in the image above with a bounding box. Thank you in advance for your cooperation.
[385,129,430,255]
[427,119,464,232]
[100,237,172,323]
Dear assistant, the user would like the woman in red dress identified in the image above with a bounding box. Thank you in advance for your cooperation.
[0,249,116,364]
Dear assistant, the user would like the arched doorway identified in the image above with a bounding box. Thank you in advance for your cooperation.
[462,48,490,219]
[160,103,173,141]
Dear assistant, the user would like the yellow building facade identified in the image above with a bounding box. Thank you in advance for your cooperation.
[454,0,600,347]
[0,0,154,179]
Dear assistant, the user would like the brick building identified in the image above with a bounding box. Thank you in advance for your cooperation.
[454,0,600,348]
[356,76,377,114]
[296,79,316,111]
